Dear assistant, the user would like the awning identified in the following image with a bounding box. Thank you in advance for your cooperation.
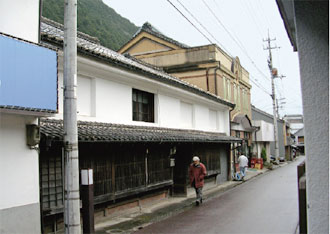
[231,114,257,132]
[40,119,242,143]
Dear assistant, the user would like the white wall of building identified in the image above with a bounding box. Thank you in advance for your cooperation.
[293,2,329,232]
[209,109,218,130]
[193,104,209,131]
[0,0,40,43]
[180,101,193,129]
[158,94,180,127]
[0,114,39,209]
[252,120,274,142]
[55,54,231,135]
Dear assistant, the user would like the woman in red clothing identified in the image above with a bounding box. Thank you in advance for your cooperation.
[189,156,207,206]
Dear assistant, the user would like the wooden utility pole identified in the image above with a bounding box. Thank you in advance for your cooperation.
[263,32,280,162]
[63,0,81,233]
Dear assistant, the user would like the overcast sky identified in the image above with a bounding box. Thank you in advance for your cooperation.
[104,0,302,117]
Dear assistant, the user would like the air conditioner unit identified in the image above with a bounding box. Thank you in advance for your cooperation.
[26,124,40,147]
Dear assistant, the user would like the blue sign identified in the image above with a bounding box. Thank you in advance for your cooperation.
[0,34,57,112]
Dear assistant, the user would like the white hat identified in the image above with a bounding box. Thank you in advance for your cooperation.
[192,156,200,162]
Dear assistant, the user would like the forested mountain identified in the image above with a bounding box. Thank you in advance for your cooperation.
[42,0,139,50]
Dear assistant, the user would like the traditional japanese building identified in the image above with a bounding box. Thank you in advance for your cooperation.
[118,22,254,164]
[39,17,240,232]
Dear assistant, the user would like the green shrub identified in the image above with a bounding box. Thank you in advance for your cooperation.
[261,147,267,163]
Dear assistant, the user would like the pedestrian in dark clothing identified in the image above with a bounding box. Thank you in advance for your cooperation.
[189,156,207,206]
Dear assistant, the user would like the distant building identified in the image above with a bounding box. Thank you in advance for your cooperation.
[294,127,305,154]
[251,105,285,160]
[283,114,304,134]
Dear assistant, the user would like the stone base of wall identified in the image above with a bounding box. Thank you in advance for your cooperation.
[0,203,41,234]
[95,190,168,223]
[43,189,169,233]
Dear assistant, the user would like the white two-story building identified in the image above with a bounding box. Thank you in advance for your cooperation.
[0,1,58,233]
[39,17,240,232]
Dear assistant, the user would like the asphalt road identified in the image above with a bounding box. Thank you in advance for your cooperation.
[135,157,305,234]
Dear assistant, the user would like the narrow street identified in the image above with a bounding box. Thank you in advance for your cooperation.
[135,157,305,234]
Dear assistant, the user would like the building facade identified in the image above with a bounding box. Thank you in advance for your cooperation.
[251,105,286,159]
[0,1,58,233]
[251,120,274,161]
[118,22,253,167]
[39,18,240,232]
[276,1,329,232]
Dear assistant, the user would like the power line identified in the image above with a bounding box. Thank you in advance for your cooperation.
[166,0,273,100]
[166,0,213,44]
[250,75,271,96]
[256,0,272,30]
[201,0,271,82]
[243,0,265,38]
[175,0,230,54]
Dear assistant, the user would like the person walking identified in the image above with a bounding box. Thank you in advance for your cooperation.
[238,153,248,181]
[189,156,207,206]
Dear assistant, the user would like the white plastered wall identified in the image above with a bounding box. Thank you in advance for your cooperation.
[0,114,39,209]
[54,54,231,135]
[294,1,329,233]
[0,0,39,43]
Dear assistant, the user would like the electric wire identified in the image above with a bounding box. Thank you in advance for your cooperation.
[201,0,271,82]
[166,0,281,105]
[166,0,213,44]
[167,0,273,98]
[175,0,230,55]
[243,1,265,37]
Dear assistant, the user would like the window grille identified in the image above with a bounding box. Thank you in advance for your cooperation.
[40,155,63,210]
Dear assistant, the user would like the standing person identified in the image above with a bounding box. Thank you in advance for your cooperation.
[189,156,207,206]
[238,152,248,181]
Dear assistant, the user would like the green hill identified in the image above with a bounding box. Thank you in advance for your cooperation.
[42,0,138,51]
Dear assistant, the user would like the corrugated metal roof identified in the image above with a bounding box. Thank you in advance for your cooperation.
[40,119,241,143]
[40,17,235,109]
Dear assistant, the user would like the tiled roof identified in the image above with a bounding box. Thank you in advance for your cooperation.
[40,119,241,143]
[0,105,57,114]
[131,22,190,49]
[40,18,234,108]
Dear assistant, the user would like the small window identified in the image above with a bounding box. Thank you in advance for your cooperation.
[132,89,154,122]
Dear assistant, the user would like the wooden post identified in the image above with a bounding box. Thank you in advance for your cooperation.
[81,169,95,234]
[297,161,307,234]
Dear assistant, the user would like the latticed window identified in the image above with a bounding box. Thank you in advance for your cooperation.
[40,155,63,210]
[132,89,154,122]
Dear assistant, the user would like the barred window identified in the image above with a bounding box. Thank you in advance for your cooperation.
[132,89,154,122]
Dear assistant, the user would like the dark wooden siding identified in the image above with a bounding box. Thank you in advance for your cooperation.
[192,143,222,175]
[39,141,172,215]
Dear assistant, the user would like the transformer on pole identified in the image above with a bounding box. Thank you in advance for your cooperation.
[263,32,280,162]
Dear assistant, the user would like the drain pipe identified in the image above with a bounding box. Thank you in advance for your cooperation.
[206,67,212,91]
[214,61,221,96]
[229,105,236,180]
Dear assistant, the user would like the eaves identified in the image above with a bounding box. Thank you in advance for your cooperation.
[41,34,235,109]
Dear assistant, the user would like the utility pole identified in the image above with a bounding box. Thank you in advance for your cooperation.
[263,32,280,162]
[63,0,81,233]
